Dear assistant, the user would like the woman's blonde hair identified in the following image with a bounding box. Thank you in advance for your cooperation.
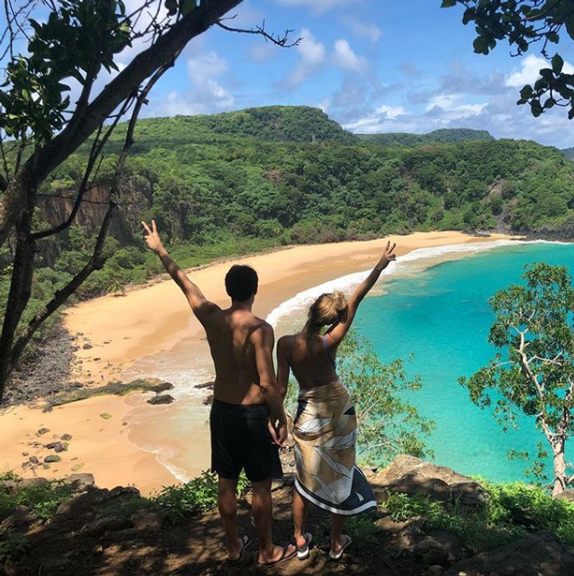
[307,291,348,328]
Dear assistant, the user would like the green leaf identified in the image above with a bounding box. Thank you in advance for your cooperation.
[473,36,489,55]
[519,84,533,99]
[181,0,197,15]
[552,54,564,74]
[165,0,177,15]
[441,0,458,7]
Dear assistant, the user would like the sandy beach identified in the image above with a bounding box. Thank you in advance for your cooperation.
[0,232,515,494]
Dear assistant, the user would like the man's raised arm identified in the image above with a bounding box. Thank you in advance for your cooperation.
[142,220,218,324]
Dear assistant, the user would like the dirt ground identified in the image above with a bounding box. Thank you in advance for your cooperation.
[2,480,424,576]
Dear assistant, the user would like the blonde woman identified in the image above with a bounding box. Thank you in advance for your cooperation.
[276,242,397,561]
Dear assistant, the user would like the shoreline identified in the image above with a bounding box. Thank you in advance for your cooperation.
[0,232,518,493]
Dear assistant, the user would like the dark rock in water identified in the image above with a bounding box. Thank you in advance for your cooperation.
[195,380,215,390]
[125,378,174,393]
[37,428,50,436]
[203,394,213,406]
[82,343,93,350]
[443,531,574,576]
[147,394,175,405]
[81,517,134,537]
[0,506,38,532]
[373,455,485,504]
[44,455,62,463]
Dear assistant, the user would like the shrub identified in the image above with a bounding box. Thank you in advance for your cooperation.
[153,471,250,523]
[0,530,29,566]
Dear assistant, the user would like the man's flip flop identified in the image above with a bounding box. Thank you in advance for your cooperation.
[229,535,251,565]
[296,532,313,560]
[258,544,297,567]
[329,535,353,560]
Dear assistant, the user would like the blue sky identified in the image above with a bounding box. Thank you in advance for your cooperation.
[5,0,574,148]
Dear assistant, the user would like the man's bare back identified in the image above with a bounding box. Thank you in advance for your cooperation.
[204,307,272,405]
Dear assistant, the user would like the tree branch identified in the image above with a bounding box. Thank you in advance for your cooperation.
[216,18,301,47]
[0,0,244,248]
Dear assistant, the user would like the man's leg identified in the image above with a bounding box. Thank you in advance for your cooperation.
[252,478,296,564]
[293,489,308,549]
[217,476,242,560]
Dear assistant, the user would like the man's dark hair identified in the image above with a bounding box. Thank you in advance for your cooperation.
[225,265,258,302]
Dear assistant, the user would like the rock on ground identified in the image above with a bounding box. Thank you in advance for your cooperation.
[443,531,574,576]
[372,455,486,505]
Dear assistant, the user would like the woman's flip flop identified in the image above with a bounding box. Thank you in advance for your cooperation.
[229,535,251,565]
[329,535,353,560]
[258,544,297,567]
[296,532,313,560]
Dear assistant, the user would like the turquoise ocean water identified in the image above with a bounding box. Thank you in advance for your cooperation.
[354,242,574,482]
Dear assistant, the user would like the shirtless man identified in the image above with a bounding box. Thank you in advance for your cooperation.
[143,221,296,566]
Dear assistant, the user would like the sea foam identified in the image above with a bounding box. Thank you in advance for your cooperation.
[266,239,531,328]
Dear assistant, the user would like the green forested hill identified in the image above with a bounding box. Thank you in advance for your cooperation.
[32,106,574,298]
[107,106,358,153]
[358,128,495,147]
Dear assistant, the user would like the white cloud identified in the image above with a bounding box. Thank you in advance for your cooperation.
[284,28,325,87]
[333,39,366,72]
[298,29,326,66]
[248,42,276,63]
[375,104,406,120]
[318,98,331,113]
[349,21,382,44]
[505,54,574,88]
[186,51,235,111]
[274,0,353,14]
[425,94,486,120]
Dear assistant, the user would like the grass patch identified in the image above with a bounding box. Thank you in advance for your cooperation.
[0,479,77,521]
[381,480,574,553]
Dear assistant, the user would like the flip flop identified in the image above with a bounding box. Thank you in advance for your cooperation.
[329,535,353,561]
[296,532,313,560]
[258,544,297,567]
[229,535,251,565]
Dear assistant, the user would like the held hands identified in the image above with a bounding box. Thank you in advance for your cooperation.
[268,417,288,448]
[142,220,165,255]
[376,241,397,271]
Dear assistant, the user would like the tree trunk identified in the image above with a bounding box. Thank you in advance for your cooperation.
[0,208,35,401]
[552,439,567,496]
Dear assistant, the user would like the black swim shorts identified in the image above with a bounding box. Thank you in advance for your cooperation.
[210,399,283,483]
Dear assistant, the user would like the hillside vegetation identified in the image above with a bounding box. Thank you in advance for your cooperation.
[3,105,574,324]
[358,128,495,147]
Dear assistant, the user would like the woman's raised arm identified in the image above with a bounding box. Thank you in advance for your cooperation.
[326,241,397,346]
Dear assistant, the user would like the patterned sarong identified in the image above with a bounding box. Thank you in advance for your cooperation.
[293,380,377,515]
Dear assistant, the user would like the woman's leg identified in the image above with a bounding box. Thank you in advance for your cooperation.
[293,489,309,548]
[331,514,346,553]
